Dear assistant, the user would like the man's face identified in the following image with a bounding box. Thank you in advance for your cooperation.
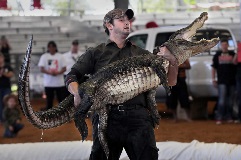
[71,44,79,53]
[48,44,56,54]
[112,15,130,37]
[7,97,17,109]
[221,42,229,52]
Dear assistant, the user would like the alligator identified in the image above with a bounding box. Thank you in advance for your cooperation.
[18,12,219,158]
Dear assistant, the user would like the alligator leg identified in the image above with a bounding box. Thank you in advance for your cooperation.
[146,88,160,127]
[150,61,170,95]
[74,93,92,141]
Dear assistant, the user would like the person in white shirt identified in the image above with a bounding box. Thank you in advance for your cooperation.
[38,41,66,110]
[63,40,83,97]
[63,40,83,76]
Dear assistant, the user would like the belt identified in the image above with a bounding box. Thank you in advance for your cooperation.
[109,104,143,112]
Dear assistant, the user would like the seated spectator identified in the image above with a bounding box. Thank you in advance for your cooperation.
[0,53,14,123]
[2,94,24,138]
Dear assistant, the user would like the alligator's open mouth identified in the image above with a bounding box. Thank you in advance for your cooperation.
[164,12,219,65]
[170,12,208,41]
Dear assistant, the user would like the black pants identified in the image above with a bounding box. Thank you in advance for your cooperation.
[89,107,159,160]
[166,77,190,110]
[44,86,66,109]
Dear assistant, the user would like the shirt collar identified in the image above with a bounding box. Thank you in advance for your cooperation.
[105,39,132,47]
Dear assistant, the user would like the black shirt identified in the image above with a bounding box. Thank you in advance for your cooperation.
[1,45,11,64]
[211,50,236,85]
[66,39,152,106]
[0,64,13,88]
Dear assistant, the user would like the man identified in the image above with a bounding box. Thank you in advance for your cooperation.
[65,8,178,160]
[63,40,83,77]
[0,53,14,123]
[63,40,83,97]
[38,41,67,110]
[0,35,12,65]
[211,39,236,125]
[166,59,192,122]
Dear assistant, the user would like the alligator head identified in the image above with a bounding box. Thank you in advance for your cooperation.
[163,12,220,65]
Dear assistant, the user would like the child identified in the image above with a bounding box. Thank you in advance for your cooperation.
[2,94,24,138]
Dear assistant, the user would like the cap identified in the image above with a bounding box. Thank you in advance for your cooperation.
[72,39,79,45]
[103,8,134,25]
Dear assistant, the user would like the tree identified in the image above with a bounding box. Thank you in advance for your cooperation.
[43,0,87,16]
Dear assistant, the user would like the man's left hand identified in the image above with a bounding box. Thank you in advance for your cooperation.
[157,46,178,66]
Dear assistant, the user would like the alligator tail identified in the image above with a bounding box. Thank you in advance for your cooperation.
[18,36,76,129]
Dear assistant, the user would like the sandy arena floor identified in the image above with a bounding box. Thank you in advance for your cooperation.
[1,98,241,144]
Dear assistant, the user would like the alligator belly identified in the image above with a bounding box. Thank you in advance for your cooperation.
[99,67,161,104]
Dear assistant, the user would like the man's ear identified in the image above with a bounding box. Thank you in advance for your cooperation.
[106,22,113,31]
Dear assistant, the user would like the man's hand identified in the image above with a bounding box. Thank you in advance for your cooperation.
[74,94,81,107]
[50,70,59,76]
[212,80,218,88]
[157,46,178,66]
[68,82,81,107]
[157,46,178,86]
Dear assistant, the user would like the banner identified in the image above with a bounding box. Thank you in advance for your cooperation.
[237,42,241,62]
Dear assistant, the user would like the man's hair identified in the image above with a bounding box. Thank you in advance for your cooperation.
[47,41,58,52]
[3,94,18,106]
[220,39,228,44]
[104,19,114,36]
[72,39,79,45]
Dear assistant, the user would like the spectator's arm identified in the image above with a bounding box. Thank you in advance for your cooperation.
[2,70,13,78]
[40,66,51,74]
[179,59,191,69]
[211,67,217,87]
[58,66,66,74]
[233,53,238,65]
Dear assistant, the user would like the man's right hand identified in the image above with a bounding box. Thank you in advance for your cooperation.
[74,93,81,107]
[68,82,81,107]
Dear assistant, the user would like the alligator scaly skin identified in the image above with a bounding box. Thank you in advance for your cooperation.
[18,12,220,158]
[18,36,76,129]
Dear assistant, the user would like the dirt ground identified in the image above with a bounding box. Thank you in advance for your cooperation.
[1,98,241,145]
